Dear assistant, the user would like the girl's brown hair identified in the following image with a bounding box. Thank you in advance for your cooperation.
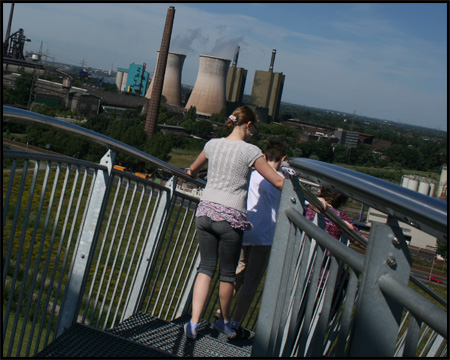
[319,187,348,209]
[226,105,257,135]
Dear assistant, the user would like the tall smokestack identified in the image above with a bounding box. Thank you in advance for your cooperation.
[232,46,240,67]
[269,49,276,72]
[145,52,186,107]
[145,6,175,137]
[3,3,15,57]
[186,55,231,116]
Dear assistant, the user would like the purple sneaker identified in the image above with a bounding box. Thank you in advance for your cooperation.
[184,321,198,340]
[213,319,236,339]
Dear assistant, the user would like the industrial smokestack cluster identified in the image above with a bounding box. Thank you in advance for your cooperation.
[142,6,284,126]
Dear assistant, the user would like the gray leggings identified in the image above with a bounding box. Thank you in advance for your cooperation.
[196,216,243,283]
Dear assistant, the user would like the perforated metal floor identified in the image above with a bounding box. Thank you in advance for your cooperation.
[36,312,253,357]
[36,322,172,357]
[109,312,253,357]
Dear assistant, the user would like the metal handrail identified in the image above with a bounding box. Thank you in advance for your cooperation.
[3,106,206,187]
[288,157,447,242]
[290,158,447,307]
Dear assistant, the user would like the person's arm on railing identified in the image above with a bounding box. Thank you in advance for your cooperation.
[186,150,207,179]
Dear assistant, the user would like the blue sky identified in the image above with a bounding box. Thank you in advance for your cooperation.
[3,2,447,131]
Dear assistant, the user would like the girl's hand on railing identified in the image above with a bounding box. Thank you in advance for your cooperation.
[318,197,327,211]
[185,167,198,179]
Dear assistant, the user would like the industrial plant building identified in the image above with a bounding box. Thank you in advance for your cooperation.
[226,46,247,104]
[115,64,149,96]
[334,128,359,148]
[249,49,285,122]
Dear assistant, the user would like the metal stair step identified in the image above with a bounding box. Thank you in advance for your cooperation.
[109,312,252,357]
[172,313,255,351]
[36,322,173,357]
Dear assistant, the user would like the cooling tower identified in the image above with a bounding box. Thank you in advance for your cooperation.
[185,55,231,116]
[146,51,186,107]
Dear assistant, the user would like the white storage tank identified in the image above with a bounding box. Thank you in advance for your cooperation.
[418,178,430,195]
[401,175,410,188]
[407,177,419,192]
[428,182,436,197]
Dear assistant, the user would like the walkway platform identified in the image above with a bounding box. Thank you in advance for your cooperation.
[37,312,254,357]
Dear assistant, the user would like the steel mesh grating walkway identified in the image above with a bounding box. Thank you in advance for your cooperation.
[36,312,253,357]
[108,312,253,357]
[35,322,173,357]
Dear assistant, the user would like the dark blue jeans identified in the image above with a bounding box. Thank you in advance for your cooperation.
[196,216,243,283]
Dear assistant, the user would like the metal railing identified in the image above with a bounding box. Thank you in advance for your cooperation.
[3,107,206,357]
[3,106,447,357]
[252,160,447,357]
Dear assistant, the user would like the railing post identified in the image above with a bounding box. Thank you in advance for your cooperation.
[252,178,306,357]
[122,176,176,319]
[56,150,115,336]
[349,221,411,357]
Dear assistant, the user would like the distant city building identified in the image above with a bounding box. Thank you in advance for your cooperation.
[334,128,358,148]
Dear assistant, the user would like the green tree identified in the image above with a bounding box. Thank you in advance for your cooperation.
[85,113,112,133]
[158,106,169,123]
[180,119,195,134]
[102,83,118,93]
[210,107,227,123]
[310,141,334,163]
[192,120,213,139]
[354,143,376,166]
[12,71,34,106]
[436,239,447,259]
[184,106,197,122]
[333,145,347,164]
[143,132,173,164]
[385,144,405,166]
